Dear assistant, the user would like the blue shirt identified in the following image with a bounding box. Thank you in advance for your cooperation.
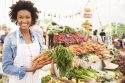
[2,29,45,80]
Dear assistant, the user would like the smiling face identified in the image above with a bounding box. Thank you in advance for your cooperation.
[16,10,32,30]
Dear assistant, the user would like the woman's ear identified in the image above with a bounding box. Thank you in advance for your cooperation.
[16,20,19,25]
[31,20,34,26]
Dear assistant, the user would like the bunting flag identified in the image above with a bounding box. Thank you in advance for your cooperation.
[39,11,83,20]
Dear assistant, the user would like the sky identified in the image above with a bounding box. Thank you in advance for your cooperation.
[0,0,125,30]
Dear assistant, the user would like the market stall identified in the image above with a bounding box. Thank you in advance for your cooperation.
[0,0,125,83]
[30,26,125,83]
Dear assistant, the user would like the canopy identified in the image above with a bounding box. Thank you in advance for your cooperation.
[0,0,125,29]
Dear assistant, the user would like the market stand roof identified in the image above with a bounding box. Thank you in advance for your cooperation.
[0,0,125,28]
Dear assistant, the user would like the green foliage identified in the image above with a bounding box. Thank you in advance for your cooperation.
[41,75,51,83]
[77,28,86,35]
[68,68,100,81]
[47,25,77,35]
[44,19,53,24]
[113,23,125,36]
[64,26,75,34]
[101,23,125,36]
[52,45,73,76]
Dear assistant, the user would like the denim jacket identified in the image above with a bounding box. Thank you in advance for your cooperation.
[2,29,45,80]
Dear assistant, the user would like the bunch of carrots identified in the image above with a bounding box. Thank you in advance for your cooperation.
[32,50,52,68]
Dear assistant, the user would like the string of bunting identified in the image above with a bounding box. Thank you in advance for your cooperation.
[39,11,83,19]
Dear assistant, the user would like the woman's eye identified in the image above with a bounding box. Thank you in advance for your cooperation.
[26,16,31,18]
[19,17,22,19]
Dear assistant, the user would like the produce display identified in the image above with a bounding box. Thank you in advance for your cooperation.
[83,8,92,18]
[114,56,125,75]
[41,75,65,83]
[81,20,92,30]
[84,8,92,12]
[69,41,111,59]
[41,75,51,83]
[31,40,124,83]
[54,32,84,46]
[47,25,85,47]
[82,6,93,37]
[67,68,101,82]
[83,12,92,18]
[31,38,125,83]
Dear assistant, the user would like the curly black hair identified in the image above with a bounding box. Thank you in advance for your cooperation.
[9,0,39,25]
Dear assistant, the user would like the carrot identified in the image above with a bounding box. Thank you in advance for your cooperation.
[36,60,52,69]
[32,53,42,62]
[38,57,52,65]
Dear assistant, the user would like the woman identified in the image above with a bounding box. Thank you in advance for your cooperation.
[2,1,51,83]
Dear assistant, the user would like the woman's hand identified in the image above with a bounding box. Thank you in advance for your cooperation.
[29,56,52,73]
[26,60,42,72]
[35,60,51,70]
[26,67,36,72]
[26,64,44,73]
[32,58,52,69]
[31,60,51,72]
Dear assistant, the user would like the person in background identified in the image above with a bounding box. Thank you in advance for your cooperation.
[121,32,125,39]
[0,25,9,47]
[31,24,46,45]
[0,25,9,54]
[92,29,103,44]
[99,29,106,43]
[122,38,125,49]
[113,39,121,49]
[93,29,97,36]
[121,32,125,50]
[2,1,52,83]
[93,29,98,42]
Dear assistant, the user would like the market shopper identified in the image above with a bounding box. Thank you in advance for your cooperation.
[0,25,9,47]
[121,32,125,39]
[93,29,97,36]
[99,29,106,43]
[121,32,125,49]
[2,1,51,83]
[31,24,46,45]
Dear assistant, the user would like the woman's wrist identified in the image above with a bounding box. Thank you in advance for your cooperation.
[26,67,36,72]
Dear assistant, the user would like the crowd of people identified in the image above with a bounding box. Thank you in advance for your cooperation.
[93,29,106,44]
[93,28,125,54]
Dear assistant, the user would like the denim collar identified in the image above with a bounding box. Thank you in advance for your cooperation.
[18,29,35,41]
